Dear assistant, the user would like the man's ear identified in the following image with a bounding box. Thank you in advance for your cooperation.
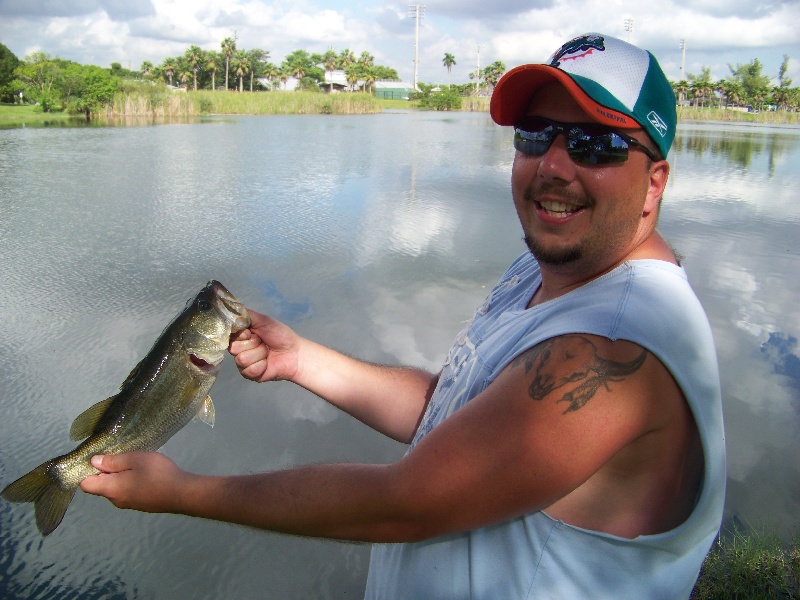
[643,160,670,216]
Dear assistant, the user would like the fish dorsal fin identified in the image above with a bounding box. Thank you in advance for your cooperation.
[193,395,215,428]
[69,397,116,441]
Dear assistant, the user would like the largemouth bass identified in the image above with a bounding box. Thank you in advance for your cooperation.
[1,280,251,535]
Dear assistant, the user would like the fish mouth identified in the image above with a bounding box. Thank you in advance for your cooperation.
[208,281,251,332]
[190,353,222,373]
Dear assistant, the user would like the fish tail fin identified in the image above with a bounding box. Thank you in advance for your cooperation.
[1,463,77,536]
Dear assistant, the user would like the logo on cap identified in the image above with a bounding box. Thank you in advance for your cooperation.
[647,111,668,137]
[549,34,605,67]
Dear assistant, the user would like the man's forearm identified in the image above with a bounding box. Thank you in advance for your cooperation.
[293,338,438,443]
[176,463,426,542]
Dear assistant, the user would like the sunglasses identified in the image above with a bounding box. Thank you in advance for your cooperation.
[513,116,660,165]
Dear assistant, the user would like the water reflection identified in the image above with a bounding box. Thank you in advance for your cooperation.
[665,121,800,543]
[672,121,800,174]
[0,115,798,598]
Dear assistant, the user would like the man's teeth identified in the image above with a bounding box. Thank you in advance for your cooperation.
[540,200,578,216]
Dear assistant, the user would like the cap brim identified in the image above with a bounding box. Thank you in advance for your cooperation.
[490,64,639,129]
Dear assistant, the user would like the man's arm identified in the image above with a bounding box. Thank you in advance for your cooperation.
[229,309,438,443]
[83,334,691,541]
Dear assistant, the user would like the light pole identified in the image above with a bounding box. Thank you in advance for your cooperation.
[680,39,686,81]
[624,18,633,42]
[409,4,425,90]
[475,44,483,93]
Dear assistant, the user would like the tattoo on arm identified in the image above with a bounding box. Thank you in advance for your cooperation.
[511,336,648,413]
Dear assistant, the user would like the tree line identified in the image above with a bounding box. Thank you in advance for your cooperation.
[140,38,402,94]
[0,39,404,116]
[673,56,798,112]
[3,37,795,117]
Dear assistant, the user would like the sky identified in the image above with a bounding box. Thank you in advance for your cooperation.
[1,0,798,87]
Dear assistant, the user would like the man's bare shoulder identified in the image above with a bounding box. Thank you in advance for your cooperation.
[504,333,702,537]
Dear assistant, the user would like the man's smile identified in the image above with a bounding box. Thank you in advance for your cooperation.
[537,199,584,219]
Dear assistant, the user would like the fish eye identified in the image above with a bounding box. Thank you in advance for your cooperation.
[197,298,212,311]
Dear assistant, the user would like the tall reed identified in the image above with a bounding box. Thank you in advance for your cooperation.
[103,89,383,118]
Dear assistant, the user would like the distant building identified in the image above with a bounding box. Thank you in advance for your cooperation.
[255,72,414,97]
[373,81,416,100]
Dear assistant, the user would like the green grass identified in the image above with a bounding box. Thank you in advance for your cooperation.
[103,89,384,118]
[0,103,83,128]
[692,524,800,599]
[678,105,800,124]
[4,95,798,127]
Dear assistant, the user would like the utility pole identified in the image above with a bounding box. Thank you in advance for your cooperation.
[409,4,425,90]
[624,18,633,42]
[680,39,686,81]
[475,44,483,93]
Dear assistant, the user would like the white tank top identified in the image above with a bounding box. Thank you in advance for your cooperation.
[366,253,726,599]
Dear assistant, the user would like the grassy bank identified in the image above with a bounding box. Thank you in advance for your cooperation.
[104,89,383,118]
[4,94,798,127]
[0,103,85,127]
[692,525,800,599]
[678,105,800,124]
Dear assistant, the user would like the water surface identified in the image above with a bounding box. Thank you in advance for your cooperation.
[1,113,798,598]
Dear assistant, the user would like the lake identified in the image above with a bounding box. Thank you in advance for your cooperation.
[1,111,798,599]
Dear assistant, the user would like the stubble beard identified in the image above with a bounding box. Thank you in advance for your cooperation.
[522,185,587,267]
[524,234,584,266]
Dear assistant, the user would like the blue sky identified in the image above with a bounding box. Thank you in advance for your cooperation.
[0,0,798,86]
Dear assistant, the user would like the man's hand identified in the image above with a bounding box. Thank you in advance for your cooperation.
[229,309,301,383]
[80,453,190,513]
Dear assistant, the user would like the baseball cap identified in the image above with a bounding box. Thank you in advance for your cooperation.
[490,33,677,159]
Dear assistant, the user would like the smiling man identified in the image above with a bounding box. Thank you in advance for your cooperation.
[82,33,726,599]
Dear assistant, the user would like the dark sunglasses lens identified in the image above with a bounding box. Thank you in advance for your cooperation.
[514,130,552,156]
[568,130,630,165]
[513,118,632,165]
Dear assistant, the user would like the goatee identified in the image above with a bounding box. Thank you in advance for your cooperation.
[524,235,583,266]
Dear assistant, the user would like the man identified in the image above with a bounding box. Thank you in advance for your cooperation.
[82,33,725,598]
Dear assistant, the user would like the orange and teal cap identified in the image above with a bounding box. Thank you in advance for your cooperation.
[490,33,677,159]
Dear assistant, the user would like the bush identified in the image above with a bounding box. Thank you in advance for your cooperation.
[417,87,462,111]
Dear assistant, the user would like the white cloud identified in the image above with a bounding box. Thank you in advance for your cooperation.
[0,0,796,83]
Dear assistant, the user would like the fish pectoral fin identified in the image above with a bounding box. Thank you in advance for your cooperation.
[193,395,216,428]
[69,396,116,441]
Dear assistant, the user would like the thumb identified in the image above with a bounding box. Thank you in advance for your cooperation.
[90,453,127,473]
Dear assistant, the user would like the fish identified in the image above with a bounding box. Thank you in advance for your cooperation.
[1,280,251,536]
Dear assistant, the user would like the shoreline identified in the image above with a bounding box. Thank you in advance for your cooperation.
[3,92,798,128]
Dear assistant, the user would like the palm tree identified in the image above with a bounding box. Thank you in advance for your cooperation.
[442,53,456,86]
[672,80,690,105]
[178,66,192,90]
[338,48,355,72]
[323,48,338,92]
[161,57,177,87]
[359,51,374,71]
[221,37,236,90]
[262,62,279,90]
[206,52,219,91]
[248,49,269,91]
[345,64,360,92]
[230,50,250,92]
[290,62,306,83]
[140,61,154,79]
[482,61,506,88]
[362,66,376,94]
[185,45,203,91]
